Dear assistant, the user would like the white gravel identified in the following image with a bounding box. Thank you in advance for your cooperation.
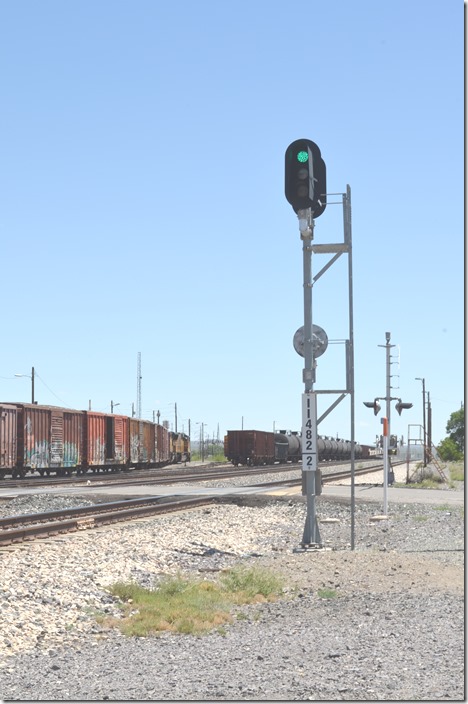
[0,480,464,701]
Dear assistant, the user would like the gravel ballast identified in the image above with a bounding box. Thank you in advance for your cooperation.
[0,484,464,701]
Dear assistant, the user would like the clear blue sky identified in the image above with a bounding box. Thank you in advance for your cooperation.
[0,0,463,447]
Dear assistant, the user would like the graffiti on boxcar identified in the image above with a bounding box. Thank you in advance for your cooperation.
[27,441,49,469]
[64,442,79,467]
[130,434,140,462]
[93,439,106,464]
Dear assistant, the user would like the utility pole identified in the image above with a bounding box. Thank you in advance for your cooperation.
[427,392,432,458]
[415,377,427,466]
[136,352,142,419]
[14,367,35,404]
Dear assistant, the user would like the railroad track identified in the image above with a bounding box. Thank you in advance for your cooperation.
[0,461,400,547]
[0,458,383,491]
[0,496,216,547]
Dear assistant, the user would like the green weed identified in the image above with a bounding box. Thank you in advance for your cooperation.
[104,566,285,637]
[317,588,338,599]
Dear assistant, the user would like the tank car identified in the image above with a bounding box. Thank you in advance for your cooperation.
[274,431,302,463]
[274,432,289,463]
[286,431,301,462]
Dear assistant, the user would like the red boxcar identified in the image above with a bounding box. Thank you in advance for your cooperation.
[156,423,170,465]
[112,414,129,466]
[0,404,18,478]
[61,409,85,470]
[11,404,85,477]
[224,430,275,466]
[84,411,130,471]
[129,418,155,466]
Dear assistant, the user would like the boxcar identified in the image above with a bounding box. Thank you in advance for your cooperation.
[224,430,275,466]
[0,404,18,478]
[84,411,130,473]
[129,417,156,467]
[156,423,170,465]
[9,404,85,477]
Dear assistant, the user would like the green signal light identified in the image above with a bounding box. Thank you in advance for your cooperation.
[297,150,309,163]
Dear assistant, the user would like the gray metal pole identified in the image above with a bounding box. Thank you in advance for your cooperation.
[343,186,356,549]
[298,209,321,547]
[427,392,432,460]
[385,332,392,437]
[31,366,35,405]
[422,379,427,466]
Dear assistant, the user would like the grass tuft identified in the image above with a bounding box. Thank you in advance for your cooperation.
[104,566,285,637]
[317,588,338,599]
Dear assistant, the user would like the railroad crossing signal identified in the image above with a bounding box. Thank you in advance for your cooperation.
[284,139,327,216]
[395,400,413,416]
[364,398,413,416]
[363,399,381,415]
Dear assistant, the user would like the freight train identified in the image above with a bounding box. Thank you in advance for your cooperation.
[224,429,372,467]
[0,402,190,479]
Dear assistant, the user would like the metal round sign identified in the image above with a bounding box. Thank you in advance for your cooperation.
[293,324,329,358]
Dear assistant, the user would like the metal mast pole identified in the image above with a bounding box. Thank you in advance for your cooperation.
[299,208,322,547]
[378,332,395,442]
[421,379,427,465]
[379,332,394,515]
[343,186,355,549]
[385,332,392,436]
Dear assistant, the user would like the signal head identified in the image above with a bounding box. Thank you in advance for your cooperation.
[363,400,381,415]
[395,400,413,416]
[285,139,327,217]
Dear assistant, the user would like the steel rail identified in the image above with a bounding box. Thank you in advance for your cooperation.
[0,497,215,547]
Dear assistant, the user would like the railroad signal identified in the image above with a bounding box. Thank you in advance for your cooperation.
[395,400,413,416]
[285,139,327,216]
[363,399,381,416]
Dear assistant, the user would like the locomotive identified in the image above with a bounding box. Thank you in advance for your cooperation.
[224,429,370,467]
[169,432,191,463]
[0,402,190,479]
